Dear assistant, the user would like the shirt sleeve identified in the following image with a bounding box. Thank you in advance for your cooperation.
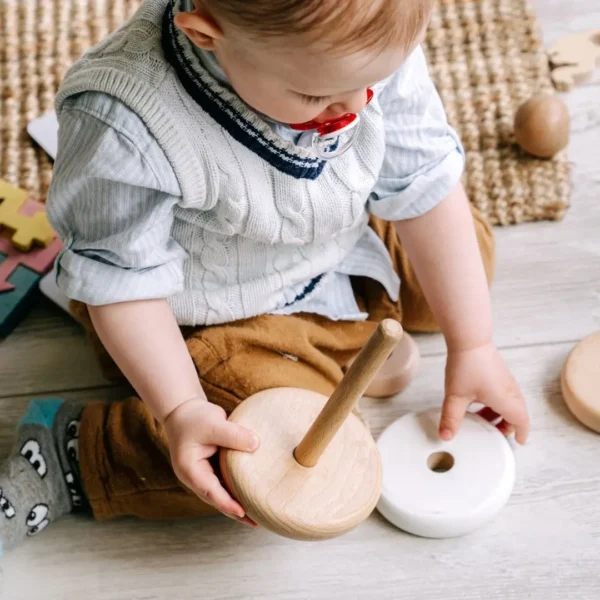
[368,45,465,221]
[47,91,188,305]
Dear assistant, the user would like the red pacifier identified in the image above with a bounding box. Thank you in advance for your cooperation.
[290,88,374,159]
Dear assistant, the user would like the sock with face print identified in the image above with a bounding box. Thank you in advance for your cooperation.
[0,399,85,555]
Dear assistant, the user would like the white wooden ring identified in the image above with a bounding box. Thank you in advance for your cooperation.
[376,408,516,538]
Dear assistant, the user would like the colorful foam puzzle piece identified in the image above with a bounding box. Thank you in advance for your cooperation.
[0,179,56,251]
[0,234,62,292]
[0,257,42,338]
[0,178,62,336]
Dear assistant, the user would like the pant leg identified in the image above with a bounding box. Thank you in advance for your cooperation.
[355,204,495,332]
[75,308,375,521]
[79,396,217,520]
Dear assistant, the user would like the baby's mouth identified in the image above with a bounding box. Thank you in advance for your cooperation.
[289,113,359,136]
[289,88,374,136]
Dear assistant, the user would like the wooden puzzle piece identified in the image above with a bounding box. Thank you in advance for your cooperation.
[548,31,600,91]
[0,179,56,251]
[0,258,42,338]
[0,234,62,292]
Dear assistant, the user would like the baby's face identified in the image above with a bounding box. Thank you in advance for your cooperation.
[213,35,412,125]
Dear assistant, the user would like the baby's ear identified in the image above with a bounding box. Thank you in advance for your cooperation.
[174,7,223,50]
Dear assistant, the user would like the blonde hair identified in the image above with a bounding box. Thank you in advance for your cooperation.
[207,0,433,53]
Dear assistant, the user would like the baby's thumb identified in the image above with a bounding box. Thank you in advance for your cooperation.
[216,420,260,453]
[439,395,470,441]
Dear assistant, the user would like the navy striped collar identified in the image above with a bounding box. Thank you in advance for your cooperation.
[161,0,326,180]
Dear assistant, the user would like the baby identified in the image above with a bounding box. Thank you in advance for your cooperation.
[0,0,529,552]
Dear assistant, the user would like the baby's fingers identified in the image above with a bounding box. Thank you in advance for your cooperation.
[439,394,472,440]
[492,394,529,444]
[180,461,247,519]
[212,420,260,453]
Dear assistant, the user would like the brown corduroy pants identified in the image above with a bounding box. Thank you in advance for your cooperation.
[72,211,494,520]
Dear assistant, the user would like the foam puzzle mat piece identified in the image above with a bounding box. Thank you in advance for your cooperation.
[0,234,62,292]
[0,179,56,251]
[0,257,41,338]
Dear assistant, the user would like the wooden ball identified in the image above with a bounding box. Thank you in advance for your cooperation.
[219,387,382,540]
[514,95,570,158]
[561,332,600,433]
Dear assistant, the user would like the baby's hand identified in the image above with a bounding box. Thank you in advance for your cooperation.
[163,399,259,526]
[439,342,529,444]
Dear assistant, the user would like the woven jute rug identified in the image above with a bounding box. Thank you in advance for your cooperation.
[0,0,571,225]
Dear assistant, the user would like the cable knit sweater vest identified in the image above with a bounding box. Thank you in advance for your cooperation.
[55,0,387,326]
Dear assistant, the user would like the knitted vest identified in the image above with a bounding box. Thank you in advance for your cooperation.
[55,0,387,326]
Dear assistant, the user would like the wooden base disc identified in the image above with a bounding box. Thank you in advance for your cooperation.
[220,388,382,541]
[561,331,600,433]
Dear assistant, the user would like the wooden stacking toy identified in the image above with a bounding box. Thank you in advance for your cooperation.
[561,331,600,433]
[220,319,403,541]
[376,408,516,538]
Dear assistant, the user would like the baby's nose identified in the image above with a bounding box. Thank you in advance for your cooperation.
[327,91,369,118]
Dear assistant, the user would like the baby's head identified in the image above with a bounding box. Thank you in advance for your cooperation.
[175,0,432,124]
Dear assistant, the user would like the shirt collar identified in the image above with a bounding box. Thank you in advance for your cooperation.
[162,0,326,179]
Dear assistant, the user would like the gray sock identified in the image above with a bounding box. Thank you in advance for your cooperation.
[0,399,85,555]
[53,402,86,511]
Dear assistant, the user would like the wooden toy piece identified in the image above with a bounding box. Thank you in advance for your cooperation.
[220,319,403,540]
[514,95,570,159]
[561,332,600,433]
[0,179,56,251]
[547,31,600,91]
[0,259,42,338]
[347,331,420,398]
[376,408,516,538]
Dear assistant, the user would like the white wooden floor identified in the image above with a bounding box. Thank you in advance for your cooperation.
[1,2,599,599]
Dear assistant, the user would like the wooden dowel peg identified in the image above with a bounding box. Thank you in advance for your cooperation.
[294,319,403,467]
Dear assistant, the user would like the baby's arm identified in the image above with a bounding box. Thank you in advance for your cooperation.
[47,92,257,522]
[90,300,204,419]
[395,183,529,443]
[89,300,258,523]
[394,184,491,354]
[372,46,529,442]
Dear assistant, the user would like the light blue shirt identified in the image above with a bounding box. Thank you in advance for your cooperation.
[49,33,464,322]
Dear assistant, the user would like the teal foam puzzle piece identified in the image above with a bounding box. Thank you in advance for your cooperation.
[19,398,65,428]
[0,254,41,338]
